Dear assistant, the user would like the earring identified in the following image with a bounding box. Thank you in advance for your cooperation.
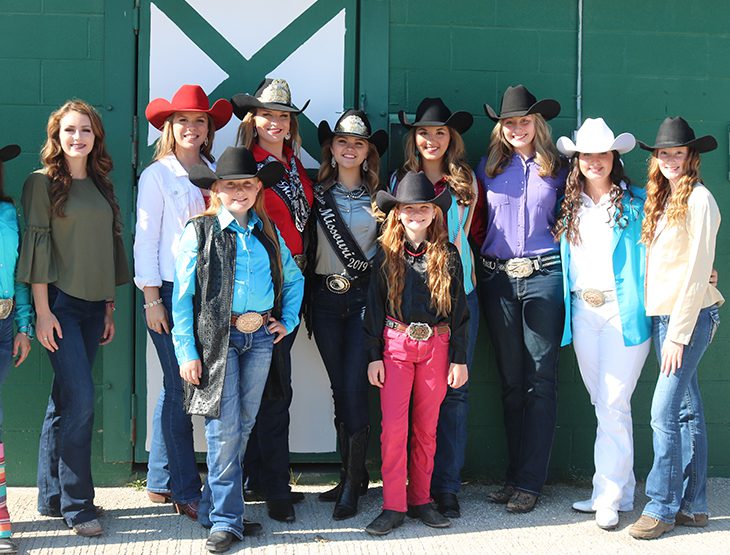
[204,137,209,147]
[330,158,337,168]
[362,160,369,172]
[285,132,291,140]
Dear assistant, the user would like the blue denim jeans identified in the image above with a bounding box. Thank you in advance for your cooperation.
[145,281,200,503]
[36,286,105,526]
[311,280,370,435]
[431,289,480,495]
[478,263,564,495]
[642,305,720,523]
[242,325,298,500]
[0,312,14,440]
[198,326,274,538]
[145,390,170,494]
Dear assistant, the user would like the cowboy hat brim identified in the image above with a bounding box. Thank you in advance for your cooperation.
[375,187,452,215]
[317,121,389,156]
[484,99,561,123]
[231,94,310,120]
[398,110,474,135]
[557,132,636,157]
[0,144,20,162]
[188,161,285,191]
[638,135,718,154]
[145,98,233,131]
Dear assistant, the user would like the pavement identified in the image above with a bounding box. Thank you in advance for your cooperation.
[6,478,729,554]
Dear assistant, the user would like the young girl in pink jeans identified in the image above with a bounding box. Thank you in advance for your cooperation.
[363,171,469,536]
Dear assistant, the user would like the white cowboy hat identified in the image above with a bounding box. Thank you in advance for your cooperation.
[556,117,636,156]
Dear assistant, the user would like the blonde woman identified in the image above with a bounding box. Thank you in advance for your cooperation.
[629,117,723,540]
[135,84,232,519]
[393,97,477,518]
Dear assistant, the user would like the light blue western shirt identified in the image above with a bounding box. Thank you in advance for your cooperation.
[0,201,33,334]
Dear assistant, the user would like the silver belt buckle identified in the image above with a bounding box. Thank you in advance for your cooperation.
[0,299,13,320]
[581,288,606,308]
[505,258,535,278]
[405,322,433,341]
[325,274,350,294]
[235,312,265,333]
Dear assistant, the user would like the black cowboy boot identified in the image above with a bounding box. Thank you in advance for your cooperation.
[333,426,370,520]
[319,421,347,502]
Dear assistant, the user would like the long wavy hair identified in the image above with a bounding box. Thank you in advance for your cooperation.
[317,140,381,196]
[236,110,302,158]
[641,148,702,244]
[199,182,283,304]
[152,113,215,163]
[485,114,561,178]
[41,99,122,237]
[379,205,452,319]
[0,162,11,203]
[399,127,475,206]
[554,151,631,245]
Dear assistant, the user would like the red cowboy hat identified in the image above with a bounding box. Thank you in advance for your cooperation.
[145,84,233,131]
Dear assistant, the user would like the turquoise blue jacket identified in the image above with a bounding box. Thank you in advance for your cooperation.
[0,201,33,334]
[560,186,651,347]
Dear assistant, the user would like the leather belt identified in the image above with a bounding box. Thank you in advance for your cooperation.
[315,273,368,294]
[385,317,450,341]
[480,254,561,278]
[230,310,271,333]
[0,299,13,320]
[572,289,616,308]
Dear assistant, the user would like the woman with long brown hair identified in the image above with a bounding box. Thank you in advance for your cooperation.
[18,100,129,537]
[135,84,232,519]
[629,117,723,540]
[393,97,478,518]
[308,110,387,520]
[230,78,312,522]
[363,172,468,536]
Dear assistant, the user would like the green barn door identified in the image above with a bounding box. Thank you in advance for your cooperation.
[133,0,359,464]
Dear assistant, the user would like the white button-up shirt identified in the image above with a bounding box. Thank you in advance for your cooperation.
[133,154,210,290]
[568,191,617,292]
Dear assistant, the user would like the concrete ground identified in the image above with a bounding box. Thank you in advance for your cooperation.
[6,478,729,554]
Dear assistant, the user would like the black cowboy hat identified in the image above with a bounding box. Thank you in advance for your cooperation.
[318,109,389,156]
[638,116,717,153]
[375,171,452,215]
[188,147,285,190]
[231,78,310,120]
[0,144,20,162]
[484,84,561,122]
[398,97,473,135]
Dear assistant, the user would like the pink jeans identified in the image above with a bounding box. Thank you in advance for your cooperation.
[379,325,450,511]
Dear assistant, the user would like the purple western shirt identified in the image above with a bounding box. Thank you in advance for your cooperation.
[477,153,567,259]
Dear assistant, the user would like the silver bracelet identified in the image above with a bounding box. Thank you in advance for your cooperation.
[143,298,164,309]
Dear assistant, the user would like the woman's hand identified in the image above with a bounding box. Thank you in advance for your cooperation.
[448,363,469,389]
[13,333,31,367]
[100,304,115,345]
[146,303,170,334]
[368,360,385,388]
[660,339,684,376]
[180,359,202,385]
[267,317,288,344]
[710,268,719,287]
[36,311,62,352]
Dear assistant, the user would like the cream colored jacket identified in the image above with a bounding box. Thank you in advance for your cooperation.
[645,184,724,345]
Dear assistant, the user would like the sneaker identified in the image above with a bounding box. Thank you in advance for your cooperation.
[572,499,595,513]
[407,502,451,528]
[487,484,516,504]
[595,508,619,530]
[629,515,674,540]
[506,490,538,513]
[675,511,709,527]
[73,518,103,537]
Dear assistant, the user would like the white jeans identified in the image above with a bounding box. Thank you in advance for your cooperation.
[572,296,651,511]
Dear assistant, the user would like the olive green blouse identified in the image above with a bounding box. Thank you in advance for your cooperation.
[17,171,129,301]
